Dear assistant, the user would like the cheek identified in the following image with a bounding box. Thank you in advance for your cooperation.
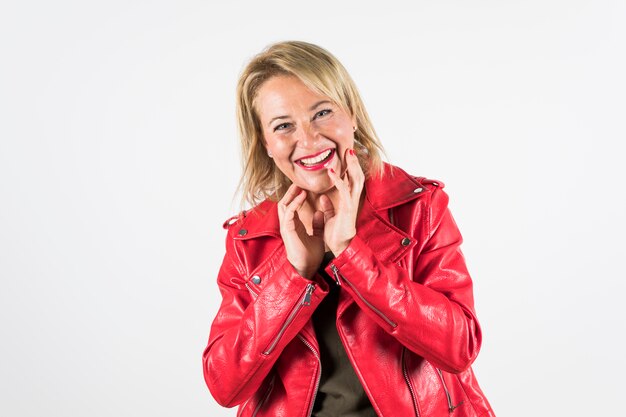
[272,142,294,161]
[264,134,287,154]
[333,115,355,139]
[319,120,352,141]
[337,125,355,146]
[266,138,295,171]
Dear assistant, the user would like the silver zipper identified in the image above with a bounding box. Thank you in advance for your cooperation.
[329,264,397,328]
[401,347,420,417]
[298,334,321,417]
[263,283,315,355]
[436,367,464,412]
[329,264,342,286]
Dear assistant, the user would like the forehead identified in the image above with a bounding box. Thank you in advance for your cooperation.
[255,75,330,120]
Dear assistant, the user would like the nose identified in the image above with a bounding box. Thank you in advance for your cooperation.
[296,122,320,148]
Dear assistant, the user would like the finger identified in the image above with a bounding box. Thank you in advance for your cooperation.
[311,210,325,238]
[327,167,351,206]
[278,184,301,219]
[319,194,335,223]
[279,184,302,208]
[340,148,351,179]
[292,209,306,233]
[283,189,307,221]
[279,189,306,231]
[345,148,365,200]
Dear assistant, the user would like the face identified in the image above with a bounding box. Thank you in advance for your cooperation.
[255,75,356,195]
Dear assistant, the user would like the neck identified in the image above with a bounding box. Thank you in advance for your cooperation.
[304,187,341,212]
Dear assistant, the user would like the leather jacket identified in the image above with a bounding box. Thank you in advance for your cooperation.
[202,163,495,417]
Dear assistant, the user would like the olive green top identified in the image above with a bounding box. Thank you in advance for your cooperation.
[311,252,378,417]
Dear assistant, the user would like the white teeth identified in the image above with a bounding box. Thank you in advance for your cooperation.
[299,149,332,166]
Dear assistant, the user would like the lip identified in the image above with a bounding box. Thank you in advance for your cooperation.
[295,148,336,171]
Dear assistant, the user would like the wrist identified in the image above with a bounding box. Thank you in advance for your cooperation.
[330,238,352,257]
[290,262,318,280]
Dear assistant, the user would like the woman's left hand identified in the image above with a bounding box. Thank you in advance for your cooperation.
[320,148,365,256]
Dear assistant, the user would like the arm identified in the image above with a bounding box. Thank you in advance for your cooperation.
[325,186,481,373]
[202,233,327,407]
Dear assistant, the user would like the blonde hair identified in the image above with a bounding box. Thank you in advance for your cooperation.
[236,41,386,208]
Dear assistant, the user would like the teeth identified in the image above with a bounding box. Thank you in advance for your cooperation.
[299,149,332,166]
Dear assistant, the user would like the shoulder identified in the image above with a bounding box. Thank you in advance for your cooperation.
[221,199,280,240]
[222,211,246,230]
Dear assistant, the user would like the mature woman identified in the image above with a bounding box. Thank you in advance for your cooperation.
[202,41,495,417]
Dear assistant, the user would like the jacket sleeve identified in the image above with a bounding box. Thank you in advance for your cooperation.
[325,186,481,374]
[202,231,328,407]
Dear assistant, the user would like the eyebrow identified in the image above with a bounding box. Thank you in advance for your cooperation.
[267,100,333,127]
[310,100,332,111]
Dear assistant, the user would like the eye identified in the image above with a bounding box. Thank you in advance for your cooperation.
[314,109,332,119]
[273,122,292,132]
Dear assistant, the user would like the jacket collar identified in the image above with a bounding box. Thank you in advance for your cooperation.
[233,163,431,240]
[364,163,430,211]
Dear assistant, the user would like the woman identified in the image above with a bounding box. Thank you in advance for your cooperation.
[202,41,495,417]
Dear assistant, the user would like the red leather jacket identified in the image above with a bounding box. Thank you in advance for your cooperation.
[203,164,495,417]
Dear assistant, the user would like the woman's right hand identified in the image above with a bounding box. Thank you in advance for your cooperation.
[277,184,325,279]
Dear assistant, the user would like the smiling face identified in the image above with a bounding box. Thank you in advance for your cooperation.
[255,75,356,195]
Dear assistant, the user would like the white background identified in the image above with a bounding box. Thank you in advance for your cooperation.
[1,0,625,416]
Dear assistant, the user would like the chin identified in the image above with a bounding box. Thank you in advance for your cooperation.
[298,179,334,195]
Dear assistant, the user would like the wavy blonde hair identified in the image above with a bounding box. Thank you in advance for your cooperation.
[236,41,386,208]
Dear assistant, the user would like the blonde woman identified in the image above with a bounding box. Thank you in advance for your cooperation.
[202,41,495,417]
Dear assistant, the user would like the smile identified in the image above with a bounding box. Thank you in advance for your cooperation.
[295,148,335,171]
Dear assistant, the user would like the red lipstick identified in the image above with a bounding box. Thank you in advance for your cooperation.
[295,148,336,171]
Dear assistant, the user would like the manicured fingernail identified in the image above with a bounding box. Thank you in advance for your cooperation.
[329,168,335,174]
[349,149,355,156]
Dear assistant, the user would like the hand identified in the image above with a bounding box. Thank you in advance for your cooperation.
[277,184,325,279]
[320,148,365,256]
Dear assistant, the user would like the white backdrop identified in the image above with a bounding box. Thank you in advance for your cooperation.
[1,1,625,416]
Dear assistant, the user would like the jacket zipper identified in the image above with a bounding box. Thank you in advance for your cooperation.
[329,263,342,286]
[401,347,420,417]
[263,283,315,355]
[298,334,321,417]
[246,282,320,416]
[436,367,464,412]
[329,264,397,328]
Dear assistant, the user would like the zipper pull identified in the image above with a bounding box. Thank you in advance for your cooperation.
[330,264,342,286]
[302,283,315,306]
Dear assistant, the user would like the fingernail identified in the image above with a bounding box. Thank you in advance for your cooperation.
[329,168,335,174]
[349,149,355,156]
